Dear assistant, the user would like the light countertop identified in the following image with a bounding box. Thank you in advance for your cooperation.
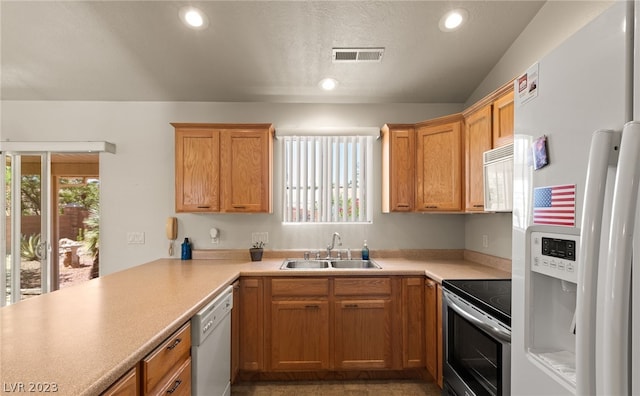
[0,255,509,395]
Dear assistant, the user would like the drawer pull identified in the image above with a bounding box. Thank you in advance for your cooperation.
[424,205,438,209]
[197,206,210,209]
[166,379,182,394]
[232,205,246,209]
[473,204,484,208]
[166,338,182,350]
[344,304,359,308]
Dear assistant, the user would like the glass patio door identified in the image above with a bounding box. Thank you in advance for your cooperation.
[2,152,52,305]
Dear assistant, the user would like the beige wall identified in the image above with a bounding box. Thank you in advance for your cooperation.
[3,100,476,275]
[466,0,614,106]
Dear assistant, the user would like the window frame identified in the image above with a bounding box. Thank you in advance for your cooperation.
[281,131,375,224]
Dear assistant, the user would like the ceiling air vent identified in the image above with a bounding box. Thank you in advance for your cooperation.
[332,48,384,63]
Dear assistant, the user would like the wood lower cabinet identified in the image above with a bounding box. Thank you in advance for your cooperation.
[101,367,138,396]
[270,301,330,370]
[382,124,415,212]
[425,278,444,388]
[334,298,393,370]
[141,322,191,396]
[239,277,264,371]
[402,277,425,368]
[154,358,191,396]
[231,280,240,383]
[415,115,464,212]
[173,123,274,213]
[268,278,330,371]
[250,276,412,375]
[436,284,443,388]
[333,277,394,370]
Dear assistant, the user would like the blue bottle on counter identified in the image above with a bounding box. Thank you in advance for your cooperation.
[181,238,192,260]
[361,240,369,260]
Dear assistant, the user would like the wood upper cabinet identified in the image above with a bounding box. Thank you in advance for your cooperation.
[463,83,514,212]
[382,124,415,212]
[492,90,514,148]
[415,115,464,212]
[174,128,220,212]
[402,277,425,368]
[267,278,330,371]
[173,123,274,213]
[220,128,273,213]
[464,105,493,212]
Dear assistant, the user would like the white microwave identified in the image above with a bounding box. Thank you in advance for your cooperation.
[483,143,513,212]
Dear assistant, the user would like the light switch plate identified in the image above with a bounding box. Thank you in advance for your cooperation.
[251,232,269,245]
[127,232,145,244]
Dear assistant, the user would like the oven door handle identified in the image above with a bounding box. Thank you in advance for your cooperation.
[444,292,511,343]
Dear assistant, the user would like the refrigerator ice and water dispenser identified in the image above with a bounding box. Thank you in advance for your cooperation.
[525,227,580,391]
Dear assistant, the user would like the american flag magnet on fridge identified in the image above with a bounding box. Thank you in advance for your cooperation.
[533,184,576,227]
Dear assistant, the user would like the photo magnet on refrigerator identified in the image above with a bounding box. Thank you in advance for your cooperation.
[532,135,549,170]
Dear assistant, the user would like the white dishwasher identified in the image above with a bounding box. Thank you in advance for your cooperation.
[191,285,233,396]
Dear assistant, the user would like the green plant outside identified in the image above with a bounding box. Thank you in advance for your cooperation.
[20,234,41,261]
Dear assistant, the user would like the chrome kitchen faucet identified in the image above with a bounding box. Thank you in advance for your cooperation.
[326,232,342,258]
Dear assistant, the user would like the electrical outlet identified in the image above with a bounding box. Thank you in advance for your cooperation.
[482,235,489,248]
[210,228,220,244]
[127,232,145,244]
[252,232,269,245]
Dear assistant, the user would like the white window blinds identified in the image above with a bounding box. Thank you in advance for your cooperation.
[283,135,373,223]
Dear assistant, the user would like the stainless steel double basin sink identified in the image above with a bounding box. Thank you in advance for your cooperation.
[280,258,381,270]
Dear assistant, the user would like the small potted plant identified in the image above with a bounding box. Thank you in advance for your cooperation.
[250,241,265,262]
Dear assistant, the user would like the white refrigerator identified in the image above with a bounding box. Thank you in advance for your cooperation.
[512,1,640,395]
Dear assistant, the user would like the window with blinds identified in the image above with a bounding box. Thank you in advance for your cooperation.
[283,135,373,223]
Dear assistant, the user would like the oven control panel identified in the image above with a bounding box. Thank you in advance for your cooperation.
[530,231,578,283]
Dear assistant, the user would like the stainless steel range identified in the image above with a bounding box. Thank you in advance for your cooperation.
[442,279,512,396]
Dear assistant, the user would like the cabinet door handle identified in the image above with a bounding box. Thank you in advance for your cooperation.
[166,338,182,350]
[426,280,435,288]
[166,379,182,394]
[232,205,246,209]
[424,205,438,209]
[473,204,484,208]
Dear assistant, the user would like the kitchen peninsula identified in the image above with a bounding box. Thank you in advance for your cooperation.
[0,252,509,395]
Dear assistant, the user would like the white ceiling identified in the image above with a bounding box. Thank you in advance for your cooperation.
[1,1,545,104]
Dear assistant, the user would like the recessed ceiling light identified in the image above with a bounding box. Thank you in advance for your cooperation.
[179,6,209,30]
[439,9,468,32]
[319,78,338,91]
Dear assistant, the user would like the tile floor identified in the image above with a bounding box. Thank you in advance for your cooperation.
[231,380,441,395]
